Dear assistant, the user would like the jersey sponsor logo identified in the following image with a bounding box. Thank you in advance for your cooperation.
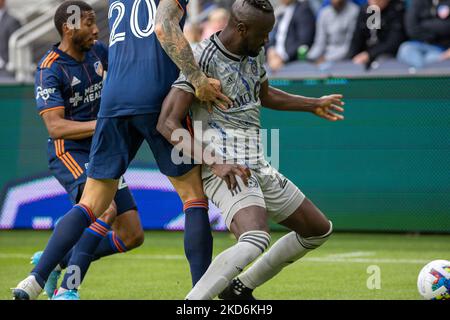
[36,86,56,101]
[70,92,83,107]
[94,61,104,77]
[83,82,103,105]
[69,82,102,107]
[71,76,81,87]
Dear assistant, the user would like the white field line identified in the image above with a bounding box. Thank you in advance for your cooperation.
[0,252,430,265]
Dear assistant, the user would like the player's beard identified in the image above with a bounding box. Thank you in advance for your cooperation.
[248,48,261,58]
[73,34,93,52]
[245,42,262,58]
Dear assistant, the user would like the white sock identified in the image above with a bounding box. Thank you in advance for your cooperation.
[239,221,333,289]
[185,230,271,300]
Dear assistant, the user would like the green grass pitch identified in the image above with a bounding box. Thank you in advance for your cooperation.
[1,231,449,300]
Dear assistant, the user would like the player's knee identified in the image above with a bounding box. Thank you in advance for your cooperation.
[123,229,145,250]
[181,191,206,204]
[238,230,271,259]
[300,220,333,249]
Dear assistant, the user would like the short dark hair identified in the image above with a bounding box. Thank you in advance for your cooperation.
[54,1,93,36]
[244,0,274,13]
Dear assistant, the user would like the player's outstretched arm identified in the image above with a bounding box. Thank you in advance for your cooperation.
[259,80,345,121]
[41,108,96,140]
[155,0,231,107]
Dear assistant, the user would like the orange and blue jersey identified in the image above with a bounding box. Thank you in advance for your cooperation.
[35,41,108,193]
[99,0,189,117]
[35,41,108,122]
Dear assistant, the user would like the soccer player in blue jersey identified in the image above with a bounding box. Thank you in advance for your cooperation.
[13,0,235,300]
[19,1,144,299]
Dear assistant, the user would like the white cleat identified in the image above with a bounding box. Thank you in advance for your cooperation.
[12,275,43,300]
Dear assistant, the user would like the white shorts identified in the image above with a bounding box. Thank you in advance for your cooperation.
[202,163,305,229]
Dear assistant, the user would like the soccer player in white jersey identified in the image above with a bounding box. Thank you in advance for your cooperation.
[157,0,345,300]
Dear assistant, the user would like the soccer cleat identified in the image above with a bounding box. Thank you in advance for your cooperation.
[30,251,61,299]
[218,278,257,300]
[52,289,80,300]
[12,275,43,300]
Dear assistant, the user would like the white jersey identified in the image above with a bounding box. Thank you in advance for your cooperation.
[172,32,269,168]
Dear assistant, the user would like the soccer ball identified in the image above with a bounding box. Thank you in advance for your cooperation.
[417,260,450,300]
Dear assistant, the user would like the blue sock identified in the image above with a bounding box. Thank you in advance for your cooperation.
[31,204,96,288]
[93,231,128,258]
[58,248,73,270]
[183,199,213,286]
[59,231,127,269]
[60,219,111,290]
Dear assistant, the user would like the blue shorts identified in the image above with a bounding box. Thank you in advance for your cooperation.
[88,113,196,179]
[48,138,137,215]
[69,179,137,215]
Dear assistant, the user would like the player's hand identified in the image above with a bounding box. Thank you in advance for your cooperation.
[193,74,232,111]
[313,94,345,121]
[210,163,251,190]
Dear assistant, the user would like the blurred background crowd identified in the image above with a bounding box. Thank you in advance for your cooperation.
[1,0,450,80]
[184,0,450,72]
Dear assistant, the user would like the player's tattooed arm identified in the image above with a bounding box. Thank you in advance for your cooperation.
[155,0,231,108]
[259,80,345,121]
[41,108,96,140]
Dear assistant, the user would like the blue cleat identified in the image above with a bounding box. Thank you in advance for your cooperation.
[30,251,61,299]
[52,289,80,300]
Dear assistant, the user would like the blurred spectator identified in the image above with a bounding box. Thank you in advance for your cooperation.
[307,0,359,63]
[201,8,229,40]
[397,0,450,68]
[267,0,315,72]
[0,0,21,70]
[308,0,326,15]
[185,22,203,47]
[347,0,406,67]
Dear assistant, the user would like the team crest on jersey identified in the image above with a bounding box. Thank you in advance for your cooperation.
[247,176,258,189]
[94,61,104,77]
[245,59,258,76]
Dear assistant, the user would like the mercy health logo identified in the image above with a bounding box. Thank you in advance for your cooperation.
[83,82,102,104]
[36,86,56,101]
[69,82,103,107]
[0,168,226,231]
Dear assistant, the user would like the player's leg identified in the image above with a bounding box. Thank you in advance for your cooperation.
[142,113,213,286]
[224,170,332,299]
[232,198,332,295]
[185,171,271,300]
[58,210,144,271]
[59,182,142,267]
[55,117,143,299]
[186,205,270,300]
[43,187,141,298]
[167,165,212,287]
[34,177,118,299]
[12,176,118,300]
[91,184,144,258]
[13,117,141,300]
